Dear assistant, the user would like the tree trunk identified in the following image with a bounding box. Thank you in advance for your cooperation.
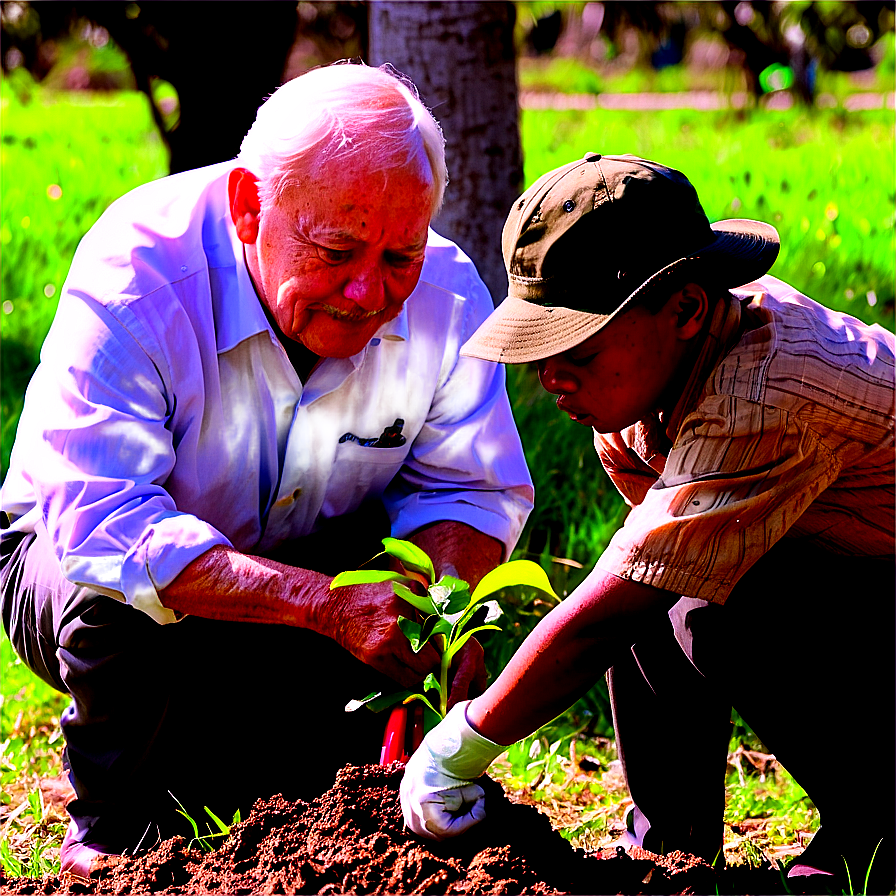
[368,1,522,306]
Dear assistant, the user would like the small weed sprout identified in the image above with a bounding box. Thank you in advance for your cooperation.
[169,793,240,853]
[842,838,883,896]
[332,537,557,722]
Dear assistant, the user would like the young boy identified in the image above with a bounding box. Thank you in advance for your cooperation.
[399,154,895,891]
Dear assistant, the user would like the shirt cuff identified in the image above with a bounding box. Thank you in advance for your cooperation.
[390,490,533,563]
[120,513,232,624]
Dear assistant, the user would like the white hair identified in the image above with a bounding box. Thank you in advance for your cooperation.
[238,61,447,215]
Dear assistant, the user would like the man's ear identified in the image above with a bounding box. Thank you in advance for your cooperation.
[669,282,709,341]
[228,167,261,244]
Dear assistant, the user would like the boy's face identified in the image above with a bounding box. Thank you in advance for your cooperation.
[535,296,692,434]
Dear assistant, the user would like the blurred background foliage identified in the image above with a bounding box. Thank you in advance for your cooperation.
[2,1,893,107]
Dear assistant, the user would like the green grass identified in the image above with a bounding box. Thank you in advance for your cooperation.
[520,105,895,326]
[0,634,68,878]
[0,77,169,478]
[1,79,893,881]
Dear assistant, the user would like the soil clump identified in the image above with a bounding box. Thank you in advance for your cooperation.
[0,763,788,894]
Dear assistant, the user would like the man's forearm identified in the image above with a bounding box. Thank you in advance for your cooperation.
[158,536,465,689]
[159,545,331,630]
[466,570,677,745]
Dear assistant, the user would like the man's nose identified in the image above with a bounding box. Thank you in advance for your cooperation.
[537,356,578,395]
[343,263,385,311]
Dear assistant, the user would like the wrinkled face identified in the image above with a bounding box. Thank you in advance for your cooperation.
[536,304,684,434]
[248,155,434,358]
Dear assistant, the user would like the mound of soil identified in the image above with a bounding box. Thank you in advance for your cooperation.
[0,763,788,895]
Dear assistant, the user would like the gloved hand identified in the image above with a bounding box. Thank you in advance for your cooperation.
[400,701,505,840]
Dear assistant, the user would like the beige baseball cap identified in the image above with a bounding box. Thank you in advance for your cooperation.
[461,153,780,364]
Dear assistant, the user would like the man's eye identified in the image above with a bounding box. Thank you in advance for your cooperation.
[570,352,598,367]
[318,247,351,264]
[386,253,421,268]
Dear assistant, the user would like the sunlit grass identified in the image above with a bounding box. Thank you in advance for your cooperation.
[0,78,168,477]
[521,105,895,328]
[0,631,68,877]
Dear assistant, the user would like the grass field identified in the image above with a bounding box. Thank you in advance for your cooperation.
[1,74,894,881]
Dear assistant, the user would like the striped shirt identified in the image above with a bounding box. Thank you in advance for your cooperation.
[595,275,895,603]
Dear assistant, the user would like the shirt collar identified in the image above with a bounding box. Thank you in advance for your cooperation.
[662,289,747,441]
[625,288,749,465]
[215,204,415,359]
[213,204,273,353]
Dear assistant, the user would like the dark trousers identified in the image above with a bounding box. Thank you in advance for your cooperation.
[608,538,895,883]
[1,508,393,854]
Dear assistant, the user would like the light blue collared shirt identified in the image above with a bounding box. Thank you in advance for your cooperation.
[1,162,534,623]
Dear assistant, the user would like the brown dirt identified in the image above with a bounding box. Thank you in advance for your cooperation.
[0,763,789,895]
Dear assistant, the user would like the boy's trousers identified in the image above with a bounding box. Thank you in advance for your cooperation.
[608,537,894,884]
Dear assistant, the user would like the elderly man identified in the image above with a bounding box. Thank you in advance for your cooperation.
[0,63,532,876]
[399,154,894,893]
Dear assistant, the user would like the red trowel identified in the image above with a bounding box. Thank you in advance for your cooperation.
[380,703,425,765]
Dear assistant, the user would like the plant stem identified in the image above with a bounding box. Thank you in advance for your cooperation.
[439,634,449,717]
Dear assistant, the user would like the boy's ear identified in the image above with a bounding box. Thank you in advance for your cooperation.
[228,167,261,244]
[669,282,709,341]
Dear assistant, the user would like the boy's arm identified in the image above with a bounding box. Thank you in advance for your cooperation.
[400,568,678,840]
[468,568,677,743]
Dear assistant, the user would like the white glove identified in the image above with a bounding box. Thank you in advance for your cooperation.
[400,701,505,840]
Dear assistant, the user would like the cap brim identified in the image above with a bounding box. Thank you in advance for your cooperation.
[460,296,619,364]
[702,218,780,280]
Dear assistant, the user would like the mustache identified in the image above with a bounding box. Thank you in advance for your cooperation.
[318,304,383,321]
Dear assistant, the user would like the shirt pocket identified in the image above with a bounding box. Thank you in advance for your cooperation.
[321,439,411,519]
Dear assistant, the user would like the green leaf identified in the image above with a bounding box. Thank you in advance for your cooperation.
[397,616,424,651]
[421,703,443,730]
[470,559,558,603]
[417,613,446,651]
[422,671,442,696]
[381,537,435,583]
[445,625,502,663]
[430,575,471,614]
[401,692,440,716]
[330,569,415,589]
[431,616,454,641]
[451,598,500,642]
[398,614,450,654]
[392,581,437,615]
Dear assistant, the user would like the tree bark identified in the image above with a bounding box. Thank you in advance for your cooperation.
[76,2,299,173]
[368,1,522,306]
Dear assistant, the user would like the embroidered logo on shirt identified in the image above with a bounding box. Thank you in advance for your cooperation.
[339,418,406,448]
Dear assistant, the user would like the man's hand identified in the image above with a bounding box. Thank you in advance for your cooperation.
[400,701,506,840]
[322,580,440,690]
[446,637,488,710]
[161,547,439,690]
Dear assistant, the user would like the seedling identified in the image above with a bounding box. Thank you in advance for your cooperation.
[332,537,557,723]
